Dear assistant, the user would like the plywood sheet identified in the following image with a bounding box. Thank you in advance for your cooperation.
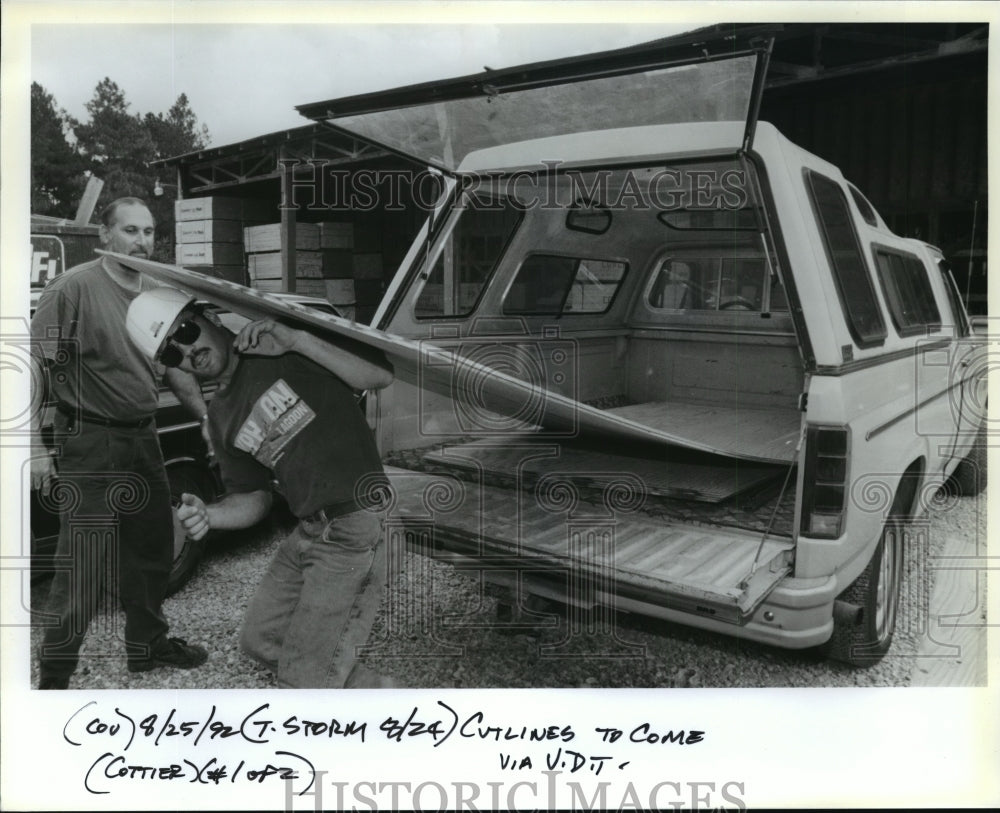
[107,251,796,463]
[607,402,802,464]
[423,436,784,503]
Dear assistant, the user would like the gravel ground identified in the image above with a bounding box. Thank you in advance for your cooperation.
[28,483,986,690]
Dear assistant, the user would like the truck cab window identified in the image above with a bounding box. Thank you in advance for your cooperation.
[647,254,774,312]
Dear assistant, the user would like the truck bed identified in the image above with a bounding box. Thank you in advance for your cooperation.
[422,435,785,503]
[385,437,798,537]
[384,465,795,622]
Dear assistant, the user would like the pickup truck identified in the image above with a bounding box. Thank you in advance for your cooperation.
[298,26,987,665]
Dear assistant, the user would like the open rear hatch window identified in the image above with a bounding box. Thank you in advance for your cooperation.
[297,25,776,174]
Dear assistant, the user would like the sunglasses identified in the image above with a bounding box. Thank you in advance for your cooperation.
[158,318,201,367]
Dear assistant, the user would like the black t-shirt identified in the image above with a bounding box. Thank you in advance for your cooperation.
[208,352,385,517]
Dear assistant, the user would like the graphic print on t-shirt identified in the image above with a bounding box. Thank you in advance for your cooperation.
[234,378,316,468]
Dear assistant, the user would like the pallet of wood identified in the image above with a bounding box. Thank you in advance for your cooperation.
[242,221,362,318]
[175,219,243,243]
[175,242,245,267]
[247,251,323,280]
[243,223,320,252]
[352,252,383,280]
[322,249,353,279]
[176,196,272,223]
[173,196,272,286]
[318,221,354,249]
[324,278,355,303]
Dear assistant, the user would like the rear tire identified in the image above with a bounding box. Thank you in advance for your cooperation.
[825,518,904,667]
[165,462,217,596]
[948,424,987,496]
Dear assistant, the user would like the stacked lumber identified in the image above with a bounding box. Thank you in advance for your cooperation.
[243,223,319,252]
[244,221,359,319]
[352,252,384,324]
[174,196,272,284]
[317,222,356,318]
[349,220,385,324]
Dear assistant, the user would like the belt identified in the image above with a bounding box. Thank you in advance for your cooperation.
[301,499,359,524]
[56,402,154,429]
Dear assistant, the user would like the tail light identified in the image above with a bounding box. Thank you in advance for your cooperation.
[800,425,849,538]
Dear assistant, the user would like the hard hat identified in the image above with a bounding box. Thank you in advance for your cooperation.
[126,287,196,360]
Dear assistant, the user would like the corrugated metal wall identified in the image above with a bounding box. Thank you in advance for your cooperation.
[761,58,987,312]
[764,74,987,212]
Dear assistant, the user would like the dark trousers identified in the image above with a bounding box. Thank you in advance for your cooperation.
[39,417,172,681]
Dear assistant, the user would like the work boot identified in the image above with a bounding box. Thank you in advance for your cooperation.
[128,637,208,673]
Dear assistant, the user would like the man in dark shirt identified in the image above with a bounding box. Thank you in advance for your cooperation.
[126,286,396,688]
[30,197,208,689]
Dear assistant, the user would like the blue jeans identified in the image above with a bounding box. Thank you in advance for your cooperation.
[239,507,388,688]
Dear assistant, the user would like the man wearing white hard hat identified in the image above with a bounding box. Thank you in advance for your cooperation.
[30,197,208,689]
[126,286,396,688]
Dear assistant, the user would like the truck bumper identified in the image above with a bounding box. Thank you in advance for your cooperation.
[607,574,837,649]
[500,568,839,650]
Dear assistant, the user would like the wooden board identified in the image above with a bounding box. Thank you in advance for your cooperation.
[423,436,784,503]
[105,250,793,463]
[318,221,354,249]
[248,251,323,280]
[175,242,245,266]
[322,248,354,279]
[244,222,320,252]
[607,402,802,464]
[175,196,271,222]
[175,219,243,244]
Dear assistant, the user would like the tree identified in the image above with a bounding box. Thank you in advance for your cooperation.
[31,78,211,259]
[72,81,211,260]
[144,93,211,161]
[73,77,158,208]
[143,94,212,259]
[30,82,86,216]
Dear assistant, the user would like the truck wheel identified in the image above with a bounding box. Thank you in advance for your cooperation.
[948,425,987,496]
[825,518,904,666]
[165,462,216,596]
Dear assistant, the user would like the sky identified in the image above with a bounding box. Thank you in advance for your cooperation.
[29,17,693,149]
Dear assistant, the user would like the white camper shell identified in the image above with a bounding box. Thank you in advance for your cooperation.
[296,27,987,665]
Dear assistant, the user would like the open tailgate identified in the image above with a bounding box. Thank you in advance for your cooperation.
[385,467,792,623]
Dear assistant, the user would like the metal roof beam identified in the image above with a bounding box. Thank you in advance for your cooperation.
[766,37,987,89]
[818,28,946,51]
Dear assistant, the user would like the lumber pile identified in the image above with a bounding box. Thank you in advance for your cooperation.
[174,196,272,285]
[244,221,364,320]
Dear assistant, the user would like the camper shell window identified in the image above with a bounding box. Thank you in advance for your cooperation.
[504,254,627,315]
[873,247,942,336]
[805,170,887,347]
[414,192,523,319]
